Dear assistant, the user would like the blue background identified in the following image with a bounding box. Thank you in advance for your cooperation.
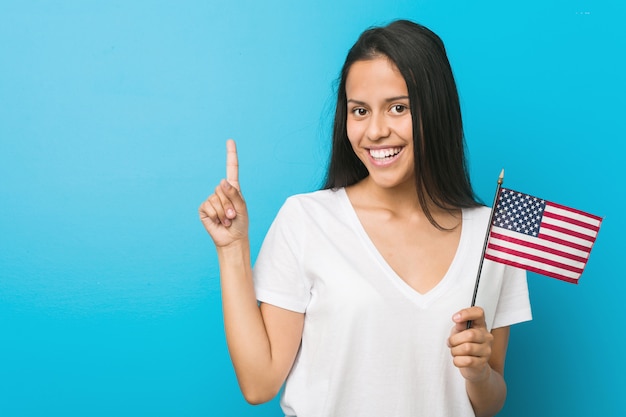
[1,1,623,416]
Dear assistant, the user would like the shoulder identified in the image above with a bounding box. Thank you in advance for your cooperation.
[265,189,348,231]
[462,204,490,220]
[285,188,345,204]
[260,188,350,255]
[280,188,347,215]
[461,205,490,233]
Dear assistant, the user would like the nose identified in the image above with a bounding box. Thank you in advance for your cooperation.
[366,113,391,141]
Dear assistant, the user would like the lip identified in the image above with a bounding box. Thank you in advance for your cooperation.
[367,146,404,166]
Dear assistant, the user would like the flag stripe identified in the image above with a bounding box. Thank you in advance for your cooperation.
[536,231,593,253]
[490,228,590,258]
[484,251,581,280]
[486,243,584,274]
[543,210,601,232]
[540,222,597,243]
[543,203,600,234]
[548,200,603,222]
[488,231,589,264]
[484,254,580,284]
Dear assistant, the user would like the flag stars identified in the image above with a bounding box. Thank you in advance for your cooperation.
[492,188,546,236]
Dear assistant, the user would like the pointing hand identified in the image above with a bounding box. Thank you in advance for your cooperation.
[198,139,249,247]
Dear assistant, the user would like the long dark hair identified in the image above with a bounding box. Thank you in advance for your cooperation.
[323,20,481,228]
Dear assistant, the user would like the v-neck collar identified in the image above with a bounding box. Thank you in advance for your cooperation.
[335,187,469,309]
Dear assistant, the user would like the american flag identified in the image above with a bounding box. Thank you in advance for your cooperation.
[484,188,602,284]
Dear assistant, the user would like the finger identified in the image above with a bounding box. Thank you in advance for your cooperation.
[453,307,486,328]
[215,179,240,220]
[449,341,480,358]
[207,190,232,227]
[452,350,490,374]
[449,326,491,347]
[226,139,239,190]
[450,337,492,365]
[198,197,221,226]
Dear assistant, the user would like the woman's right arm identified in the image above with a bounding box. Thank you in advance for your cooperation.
[198,140,304,404]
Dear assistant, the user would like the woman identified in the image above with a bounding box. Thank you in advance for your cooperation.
[199,20,531,417]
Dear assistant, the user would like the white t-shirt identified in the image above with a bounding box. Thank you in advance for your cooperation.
[253,188,532,417]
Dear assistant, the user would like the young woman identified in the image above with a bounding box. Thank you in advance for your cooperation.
[199,20,531,417]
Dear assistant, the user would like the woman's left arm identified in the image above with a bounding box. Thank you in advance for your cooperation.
[448,307,510,417]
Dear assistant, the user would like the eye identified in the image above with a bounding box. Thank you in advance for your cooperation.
[391,104,409,114]
[351,107,368,117]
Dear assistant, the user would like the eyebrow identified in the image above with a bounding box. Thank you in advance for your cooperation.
[347,96,410,105]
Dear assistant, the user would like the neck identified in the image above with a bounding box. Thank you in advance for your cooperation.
[347,176,461,228]
[349,177,419,214]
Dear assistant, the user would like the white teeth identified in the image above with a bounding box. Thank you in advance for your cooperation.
[369,147,402,160]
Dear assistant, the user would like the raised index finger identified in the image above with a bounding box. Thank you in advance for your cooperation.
[225,139,239,189]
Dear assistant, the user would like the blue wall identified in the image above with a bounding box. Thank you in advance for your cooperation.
[1,1,623,416]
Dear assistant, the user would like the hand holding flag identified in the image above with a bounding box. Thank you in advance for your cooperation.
[467,171,602,327]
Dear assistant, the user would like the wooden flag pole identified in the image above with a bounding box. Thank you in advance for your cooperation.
[467,169,505,329]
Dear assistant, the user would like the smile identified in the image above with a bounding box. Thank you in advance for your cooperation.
[369,147,403,161]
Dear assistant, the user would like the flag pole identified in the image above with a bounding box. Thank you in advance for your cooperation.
[467,169,504,329]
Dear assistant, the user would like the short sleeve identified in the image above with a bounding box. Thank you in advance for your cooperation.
[491,265,532,329]
[252,197,311,313]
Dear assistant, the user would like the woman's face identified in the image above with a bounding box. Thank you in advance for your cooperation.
[345,57,415,191]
